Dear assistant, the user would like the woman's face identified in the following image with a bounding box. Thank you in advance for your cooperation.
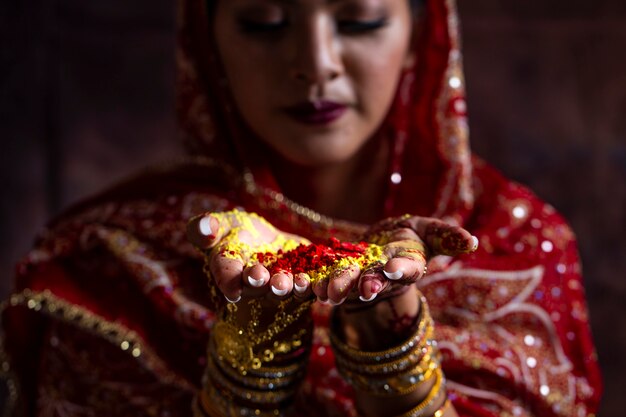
[213,0,414,167]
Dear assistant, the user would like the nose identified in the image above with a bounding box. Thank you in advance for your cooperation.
[290,16,343,87]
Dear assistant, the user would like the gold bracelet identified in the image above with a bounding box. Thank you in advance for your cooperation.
[210,344,306,390]
[339,357,439,396]
[243,360,305,379]
[198,382,292,417]
[330,295,431,364]
[396,368,447,417]
[333,335,435,376]
[204,355,296,406]
[332,319,435,373]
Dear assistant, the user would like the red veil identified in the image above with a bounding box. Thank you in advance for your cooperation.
[1,0,601,416]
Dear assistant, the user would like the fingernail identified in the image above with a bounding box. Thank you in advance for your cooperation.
[247,275,264,288]
[384,269,403,280]
[471,235,479,250]
[359,293,378,302]
[224,294,241,303]
[329,297,347,306]
[271,285,289,297]
[294,282,308,294]
[199,216,213,236]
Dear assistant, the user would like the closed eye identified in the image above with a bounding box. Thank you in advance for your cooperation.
[338,18,389,34]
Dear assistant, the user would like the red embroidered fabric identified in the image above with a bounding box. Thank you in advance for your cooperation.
[1,0,601,416]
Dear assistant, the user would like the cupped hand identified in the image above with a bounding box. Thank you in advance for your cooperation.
[321,215,478,304]
[187,209,310,303]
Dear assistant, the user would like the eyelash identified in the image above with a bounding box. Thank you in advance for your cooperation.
[338,18,389,34]
[238,18,389,35]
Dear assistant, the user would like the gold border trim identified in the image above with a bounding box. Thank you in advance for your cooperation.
[1,288,196,415]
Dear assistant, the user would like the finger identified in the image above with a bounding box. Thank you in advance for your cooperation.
[327,264,361,305]
[293,273,313,300]
[242,263,271,296]
[210,252,245,303]
[312,278,329,302]
[269,271,293,298]
[383,256,426,283]
[358,272,386,302]
[381,238,427,282]
[400,217,478,256]
[187,213,224,249]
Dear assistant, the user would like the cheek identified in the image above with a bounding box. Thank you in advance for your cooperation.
[347,40,409,117]
[216,33,283,119]
[222,47,273,108]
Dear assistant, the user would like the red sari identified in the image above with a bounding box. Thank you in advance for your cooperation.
[1,0,601,416]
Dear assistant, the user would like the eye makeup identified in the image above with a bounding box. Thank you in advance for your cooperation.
[335,0,390,34]
[232,0,391,35]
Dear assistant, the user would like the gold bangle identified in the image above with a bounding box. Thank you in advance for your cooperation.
[339,358,439,396]
[204,355,296,406]
[332,320,434,376]
[396,367,447,417]
[334,336,435,376]
[199,382,291,417]
[211,347,305,390]
[330,295,431,363]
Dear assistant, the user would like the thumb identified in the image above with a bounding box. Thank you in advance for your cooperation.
[187,212,224,250]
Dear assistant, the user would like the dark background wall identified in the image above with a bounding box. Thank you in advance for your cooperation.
[1,1,624,415]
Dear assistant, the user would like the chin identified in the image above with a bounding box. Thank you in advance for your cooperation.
[258,124,370,167]
[279,143,363,168]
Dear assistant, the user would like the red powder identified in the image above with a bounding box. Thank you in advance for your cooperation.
[259,237,368,276]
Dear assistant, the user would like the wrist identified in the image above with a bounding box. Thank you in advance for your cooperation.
[335,284,421,351]
[330,293,448,417]
[197,297,314,417]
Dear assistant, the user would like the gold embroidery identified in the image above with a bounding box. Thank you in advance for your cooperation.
[2,289,194,394]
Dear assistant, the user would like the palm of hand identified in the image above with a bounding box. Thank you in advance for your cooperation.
[188,210,310,302]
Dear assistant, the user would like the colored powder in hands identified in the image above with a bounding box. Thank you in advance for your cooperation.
[221,234,301,262]
[214,210,306,261]
[207,210,385,283]
[256,237,385,283]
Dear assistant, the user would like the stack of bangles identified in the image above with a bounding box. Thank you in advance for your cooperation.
[330,295,451,417]
[195,294,313,417]
[196,334,309,417]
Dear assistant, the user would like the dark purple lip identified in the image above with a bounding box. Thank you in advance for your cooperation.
[284,100,347,125]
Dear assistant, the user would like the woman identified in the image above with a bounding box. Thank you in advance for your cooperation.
[0,0,602,416]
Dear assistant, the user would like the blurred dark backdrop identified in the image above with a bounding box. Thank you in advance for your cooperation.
[1,0,624,415]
